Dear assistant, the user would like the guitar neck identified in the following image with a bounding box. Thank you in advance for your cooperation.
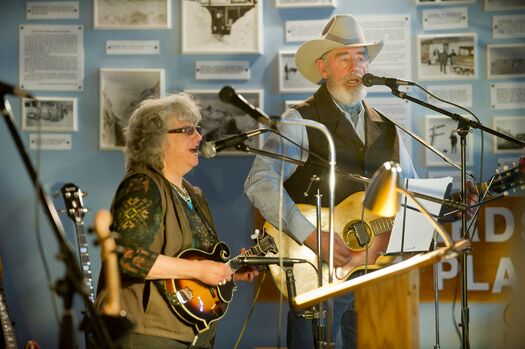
[227,245,262,273]
[75,222,95,303]
[369,216,395,236]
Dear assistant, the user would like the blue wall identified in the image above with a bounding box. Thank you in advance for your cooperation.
[1,0,523,348]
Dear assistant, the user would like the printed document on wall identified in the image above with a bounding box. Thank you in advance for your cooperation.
[19,25,84,91]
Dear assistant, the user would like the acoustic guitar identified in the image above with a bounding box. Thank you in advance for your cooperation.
[160,229,277,333]
[264,157,525,297]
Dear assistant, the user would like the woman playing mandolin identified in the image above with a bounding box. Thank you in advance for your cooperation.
[94,93,258,349]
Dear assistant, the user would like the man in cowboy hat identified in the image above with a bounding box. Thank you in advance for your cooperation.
[245,14,417,348]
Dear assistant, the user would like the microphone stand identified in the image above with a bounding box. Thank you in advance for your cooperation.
[387,86,525,349]
[236,118,337,349]
[0,97,115,349]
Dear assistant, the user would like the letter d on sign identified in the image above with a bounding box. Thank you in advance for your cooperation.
[485,207,514,243]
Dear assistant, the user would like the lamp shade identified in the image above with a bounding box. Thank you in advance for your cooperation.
[363,161,402,217]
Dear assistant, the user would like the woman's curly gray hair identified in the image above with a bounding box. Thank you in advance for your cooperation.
[124,93,201,171]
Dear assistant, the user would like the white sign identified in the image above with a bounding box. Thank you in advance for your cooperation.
[422,7,468,31]
[29,133,72,150]
[491,82,525,110]
[27,1,79,20]
[427,84,473,108]
[357,15,412,93]
[195,61,250,80]
[19,25,84,91]
[493,15,525,39]
[106,40,160,55]
[285,19,326,42]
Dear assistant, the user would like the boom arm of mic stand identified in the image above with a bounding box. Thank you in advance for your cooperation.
[390,88,525,148]
[0,97,116,348]
[371,105,476,180]
[341,172,469,211]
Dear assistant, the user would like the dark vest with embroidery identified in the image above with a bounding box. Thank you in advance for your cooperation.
[285,84,400,206]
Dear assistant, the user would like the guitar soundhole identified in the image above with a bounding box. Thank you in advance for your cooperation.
[342,221,372,251]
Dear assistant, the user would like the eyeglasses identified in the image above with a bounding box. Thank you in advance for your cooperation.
[167,125,201,136]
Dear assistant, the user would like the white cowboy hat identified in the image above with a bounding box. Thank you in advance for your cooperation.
[295,14,384,85]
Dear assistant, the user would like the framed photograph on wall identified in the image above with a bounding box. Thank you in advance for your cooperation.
[487,44,525,80]
[93,0,171,29]
[275,0,336,8]
[21,97,77,132]
[417,33,477,81]
[424,115,473,167]
[278,51,318,93]
[181,0,262,54]
[99,68,165,150]
[415,0,474,5]
[186,89,263,156]
[484,0,525,11]
[492,116,525,153]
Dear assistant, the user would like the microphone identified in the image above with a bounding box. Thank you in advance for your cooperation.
[238,256,308,266]
[0,81,34,98]
[200,128,270,158]
[362,73,414,88]
[219,86,277,128]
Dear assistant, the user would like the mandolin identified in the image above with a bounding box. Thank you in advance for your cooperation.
[161,229,277,333]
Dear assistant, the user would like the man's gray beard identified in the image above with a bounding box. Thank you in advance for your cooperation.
[327,80,367,106]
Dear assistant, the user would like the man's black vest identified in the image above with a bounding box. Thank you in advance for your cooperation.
[284,84,400,206]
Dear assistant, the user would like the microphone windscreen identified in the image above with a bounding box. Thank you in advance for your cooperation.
[219,86,235,103]
[362,73,375,87]
[199,142,216,158]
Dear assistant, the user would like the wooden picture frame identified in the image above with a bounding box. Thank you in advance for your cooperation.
[99,68,165,150]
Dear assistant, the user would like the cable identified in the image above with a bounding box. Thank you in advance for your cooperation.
[33,117,60,324]
[233,271,267,349]
[413,82,485,187]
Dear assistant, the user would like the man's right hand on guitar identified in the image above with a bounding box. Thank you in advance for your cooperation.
[304,230,352,267]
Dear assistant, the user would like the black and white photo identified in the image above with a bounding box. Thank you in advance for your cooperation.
[182,0,262,54]
[424,115,473,166]
[278,51,317,93]
[275,0,336,8]
[484,0,525,11]
[416,0,474,5]
[492,116,525,153]
[186,89,263,156]
[93,0,171,29]
[99,68,164,150]
[22,97,77,132]
[487,44,525,80]
[417,33,477,81]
